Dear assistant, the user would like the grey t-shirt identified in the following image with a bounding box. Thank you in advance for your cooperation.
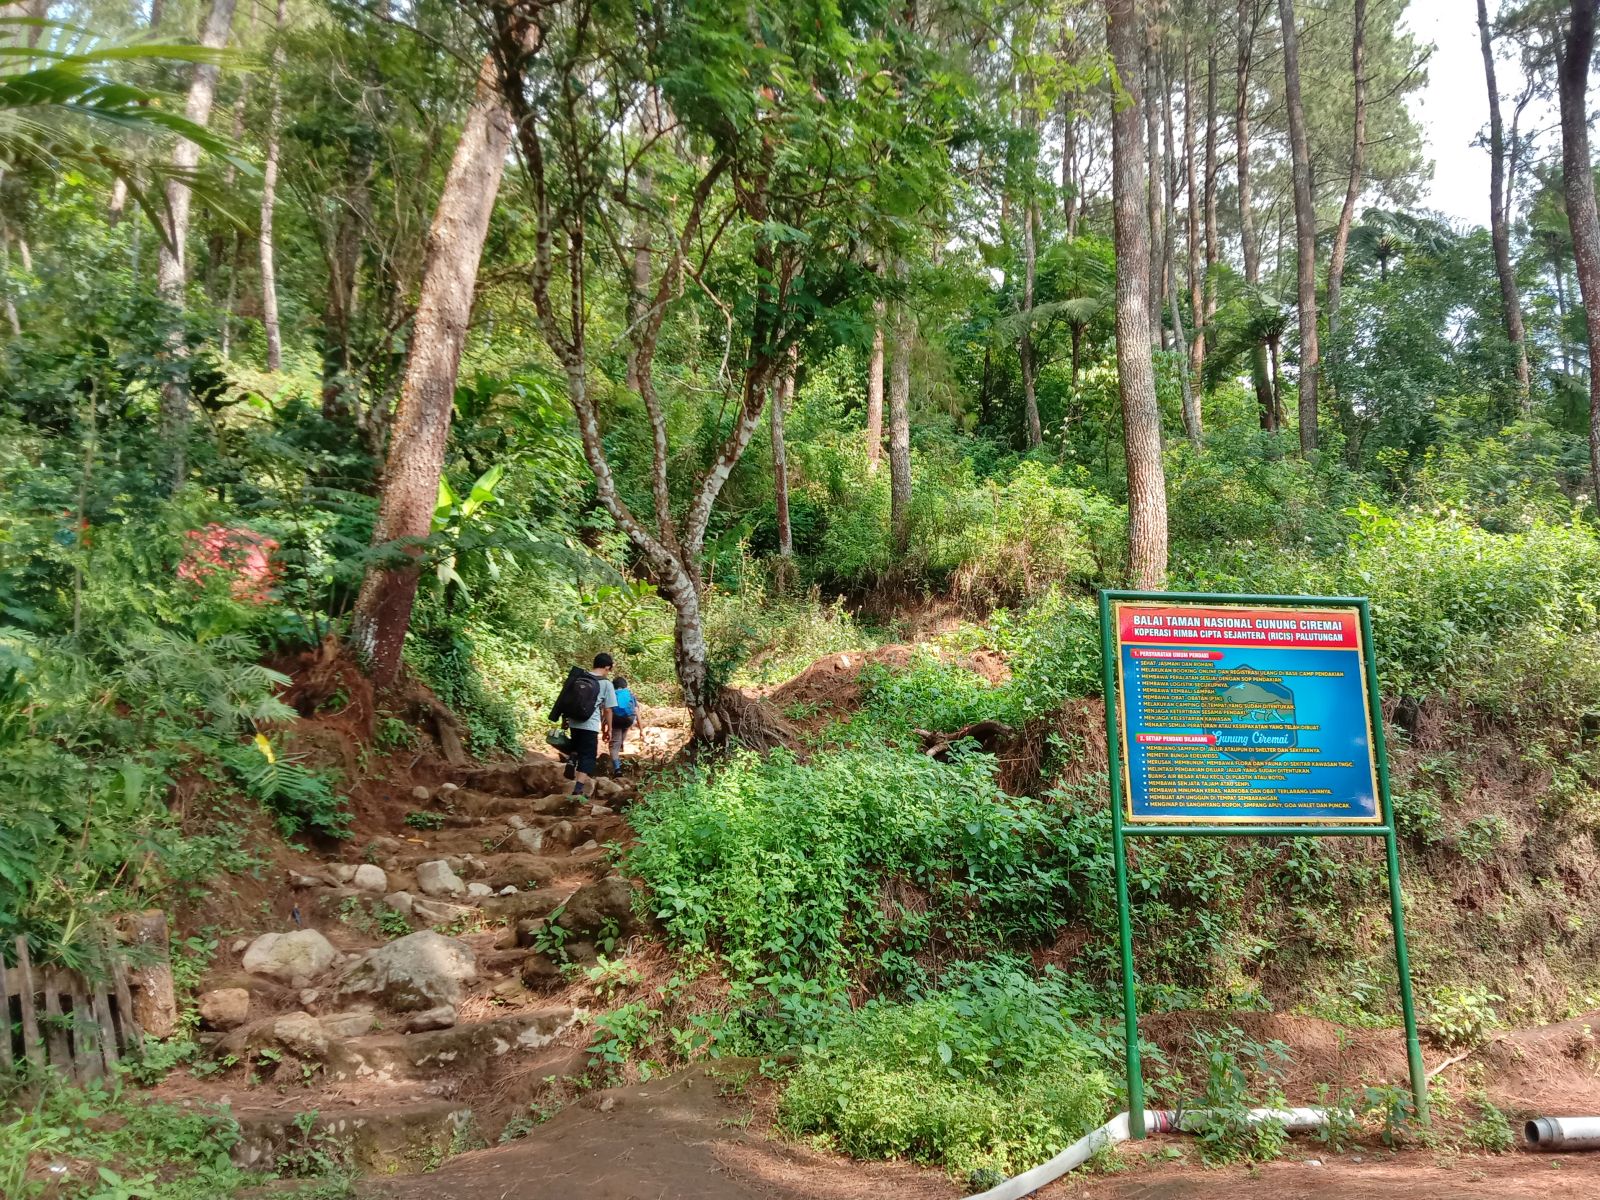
[572,677,617,732]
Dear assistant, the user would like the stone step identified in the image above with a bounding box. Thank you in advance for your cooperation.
[327,1007,584,1084]
[232,1099,475,1173]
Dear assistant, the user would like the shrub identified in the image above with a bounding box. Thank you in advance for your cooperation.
[0,1076,259,1199]
[779,960,1112,1176]
[708,586,878,690]
[1462,1094,1515,1153]
[222,736,350,841]
[988,589,1103,703]
[1425,984,1502,1048]
[861,650,1026,731]
[627,746,1072,996]
[404,623,524,754]
[1184,1025,1292,1165]
[938,462,1124,605]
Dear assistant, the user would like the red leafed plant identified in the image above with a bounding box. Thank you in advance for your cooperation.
[177,524,280,603]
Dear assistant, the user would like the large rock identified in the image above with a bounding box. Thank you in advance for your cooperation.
[478,854,557,891]
[320,1010,378,1038]
[242,930,339,987]
[515,827,545,853]
[402,1005,457,1033]
[335,931,477,1013]
[480,889,565,926]
[416,860,466,899]
[412,898,476,926]
[273,1012,331,1059]
[198,988,250,1031]
[557,877,641,939]
[519,952,565,991]
[463,759,566,796]
[351,864,388,893]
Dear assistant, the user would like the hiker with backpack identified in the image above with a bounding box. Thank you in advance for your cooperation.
[548,652,617,797]
[609,676,639,776]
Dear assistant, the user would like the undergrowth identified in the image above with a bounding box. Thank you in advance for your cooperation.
[779,959,1113,1176]
[0,1075,262,1199]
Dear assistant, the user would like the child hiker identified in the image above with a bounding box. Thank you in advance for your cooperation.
[609,675,639,776]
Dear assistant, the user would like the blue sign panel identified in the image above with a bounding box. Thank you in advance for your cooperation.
[1113,601,1381,824]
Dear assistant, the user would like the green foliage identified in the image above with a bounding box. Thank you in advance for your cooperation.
[337,896,410,940]
[1424,984,1502,1048]
[404,810,446,831]
[0,1076,261,1200]
[627,745,1076,1010]
[221,738,349,841]
[778,960,1112,1176]
[987,589,1104,703]
[404,623,524,755]
[861,650,1026,731]
[928,461,1124,605]
[1184,1026,1292,1165]
[1462,1094,1515,1153]
[1455,816,1508,864]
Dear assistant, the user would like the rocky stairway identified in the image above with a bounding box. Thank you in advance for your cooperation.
[179,753,645,1174]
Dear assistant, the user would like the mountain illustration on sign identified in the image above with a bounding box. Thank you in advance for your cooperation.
[1206,669,1297,761]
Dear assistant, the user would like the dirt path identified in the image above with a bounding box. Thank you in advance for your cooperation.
[1048,1149,1600,1198]
[360,1066,1600,1200]
[360,1068,961,1200]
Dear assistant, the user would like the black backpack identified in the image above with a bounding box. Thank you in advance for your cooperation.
[549,666,601,723]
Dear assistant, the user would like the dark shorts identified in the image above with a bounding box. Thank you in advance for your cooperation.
[568,728,599,776]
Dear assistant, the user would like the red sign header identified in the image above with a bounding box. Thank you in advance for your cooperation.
[1116,603,1359,650]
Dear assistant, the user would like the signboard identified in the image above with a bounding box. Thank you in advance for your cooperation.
[1110,600,1381,825]
[1097,591,1429,1139]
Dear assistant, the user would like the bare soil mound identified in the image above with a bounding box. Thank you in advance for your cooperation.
[1473,1009,1600,1113]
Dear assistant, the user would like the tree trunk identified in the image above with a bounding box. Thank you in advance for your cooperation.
[351,60,514,687]
[1061,17,1079,230]
[1143,30,1166,348]
[321,152,373,423]
[1184,40,1204,375]
[1021,197,1043,447]
[156,0,237,490]
[1107,0,1169,589]
[259,0,286,373]
[1279,0,1320,456]
[0,227,18,336]
[1478,0,1532,409]
[772,365,793,561]
[1236,0,1274,425]
[1162,44,1201,446]
[1325,0,1366,347]
[867,299,885,471]
[626,87,662,395]
[1268,333,1287,428]
[889,264,913,556]
[1326,0,1366,451]
[1235,0,1261,284]
[1557,0,1600,513]
[1203,21,1220,369]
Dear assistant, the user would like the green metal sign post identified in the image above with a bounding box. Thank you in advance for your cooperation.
[1099,590,1429,1138]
